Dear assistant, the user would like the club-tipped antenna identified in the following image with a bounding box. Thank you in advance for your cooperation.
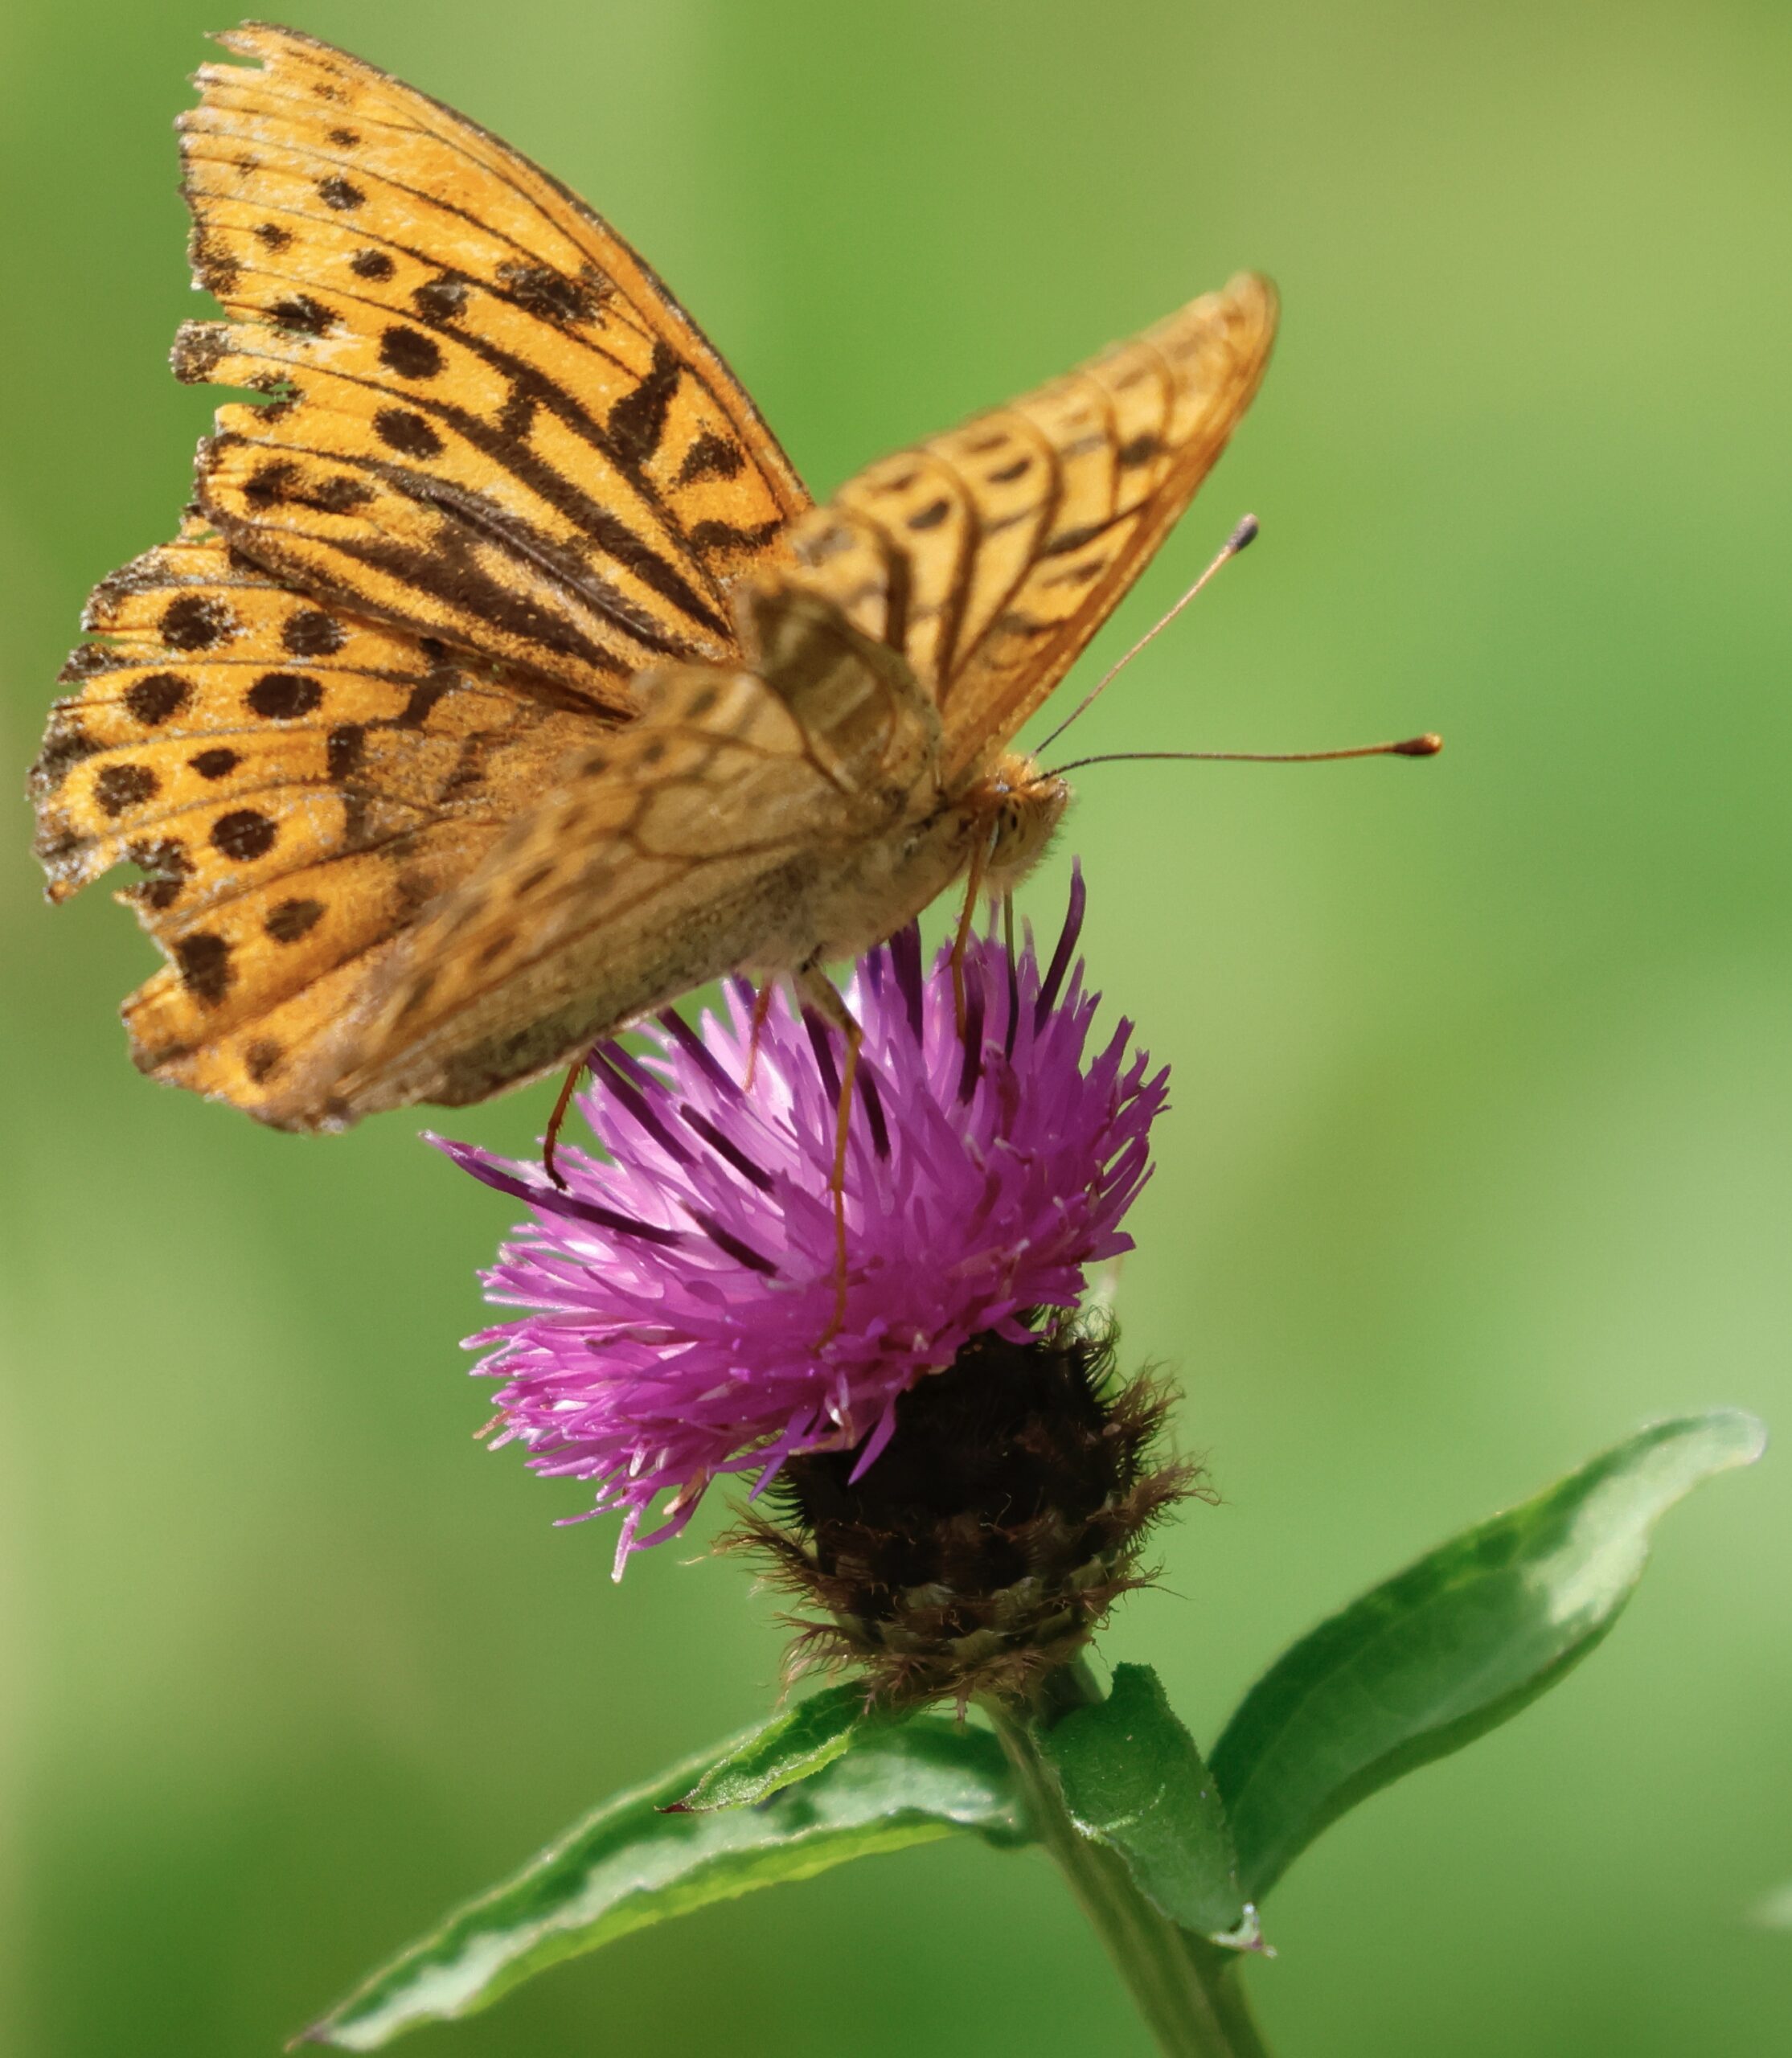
[1032,514,1260,756]
[1043,733,1442,778]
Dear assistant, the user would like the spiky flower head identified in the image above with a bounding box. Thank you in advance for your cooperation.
[441,872,1170,1584]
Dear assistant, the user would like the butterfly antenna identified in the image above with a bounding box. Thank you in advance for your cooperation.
[1032,514,1260,756]
[1042,734,1443,778]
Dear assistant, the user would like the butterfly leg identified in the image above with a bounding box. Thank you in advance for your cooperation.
[541,1054,590,1190]
[949,827,996,1035]
[793,965,863,1340]
[743,979,777,1092]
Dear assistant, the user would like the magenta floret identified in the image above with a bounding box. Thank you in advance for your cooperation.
[437,872,1167,1574]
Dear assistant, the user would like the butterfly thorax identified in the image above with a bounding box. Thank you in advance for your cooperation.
[777,751,1068,971]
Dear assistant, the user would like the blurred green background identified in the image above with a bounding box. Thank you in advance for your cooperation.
[2,2,1788,2052]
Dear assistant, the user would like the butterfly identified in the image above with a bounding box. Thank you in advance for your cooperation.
[31,23,1277,1135]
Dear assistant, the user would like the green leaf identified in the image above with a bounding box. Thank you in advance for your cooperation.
[1212,1409,1765,1902]
[1040,1664,1257,1947]
[304,1719,1029,2050]
[667,1683,872,1812]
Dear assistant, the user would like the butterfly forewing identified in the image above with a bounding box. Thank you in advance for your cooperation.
[784,273,1278,786]
[33,24,826,1122]
[178,24,808,699]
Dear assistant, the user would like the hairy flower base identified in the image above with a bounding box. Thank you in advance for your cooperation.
[445,875,1168,1572]
[732,1317,1202,1707]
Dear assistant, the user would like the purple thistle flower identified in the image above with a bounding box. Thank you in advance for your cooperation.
[437,871,1168,1576]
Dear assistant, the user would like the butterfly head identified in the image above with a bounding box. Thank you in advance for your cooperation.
[979,752,1070,897]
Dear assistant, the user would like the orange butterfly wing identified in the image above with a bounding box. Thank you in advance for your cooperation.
[776,273,1277,787]
[31,523,605,1115]
[33,26,813,1118]
[178,24,809,701]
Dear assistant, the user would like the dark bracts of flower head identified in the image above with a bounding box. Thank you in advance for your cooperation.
[735,1314,1200,1708]
[439,870,1168,1576]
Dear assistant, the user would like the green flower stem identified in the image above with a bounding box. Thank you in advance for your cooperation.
[985,1676,1273,2058]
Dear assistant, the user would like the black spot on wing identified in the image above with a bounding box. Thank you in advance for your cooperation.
[189,227,239,301]
[379,326,444,379]
[412,276,469,322]
[96,763,159,815]
[125,673,192,725]
[283,609,346,658]
[676,432,746,487]
[270,294,336,338]
[244,1038,285,1083]
[162,595,233,651]
[174,930,232,1004]
[248,672,323,719]
[375,408,445,460]
[265,897,323,943]
[494,260,607,324]
[211,810,278,862]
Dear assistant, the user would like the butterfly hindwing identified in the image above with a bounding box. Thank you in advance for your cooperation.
[178,24,810,699]
[781,273,1278,786]
[31,523,604,1117]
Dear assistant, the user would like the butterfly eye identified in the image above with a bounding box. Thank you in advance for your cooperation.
[983,769,1070,898]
